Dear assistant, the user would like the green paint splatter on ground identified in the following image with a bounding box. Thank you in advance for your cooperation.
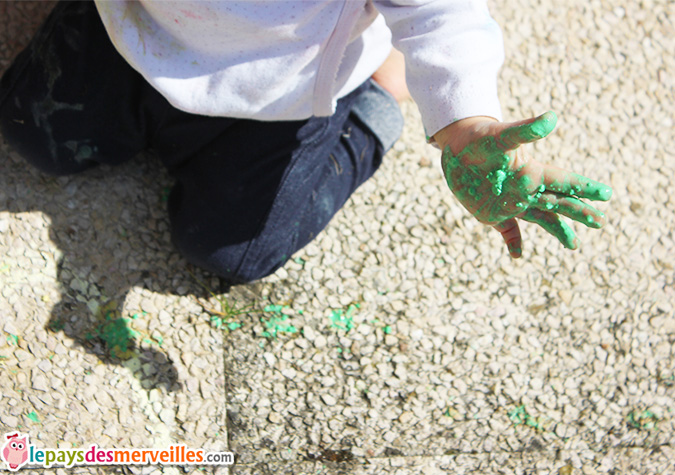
[443,407,460,419]
[329,303,360,332]
[26,411,40,423]
[6,334,18,345]
[48,319,65,332]
[293,257,306,265]
[261,305,297,338]
[627,409,659,430]
[211,315,242,332]
[383,325,392,334]
[264,304,285,314]
[87,303,139,359]
[508,405,545,430]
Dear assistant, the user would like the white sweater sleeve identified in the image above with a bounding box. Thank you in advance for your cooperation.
[374,0,505,138]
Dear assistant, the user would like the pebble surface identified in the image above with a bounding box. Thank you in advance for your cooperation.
[1,0,674,474]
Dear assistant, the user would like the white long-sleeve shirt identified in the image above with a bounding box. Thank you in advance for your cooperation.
[94,0,504,137]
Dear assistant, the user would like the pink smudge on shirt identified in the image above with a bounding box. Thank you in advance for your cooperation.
[179,9,202,20]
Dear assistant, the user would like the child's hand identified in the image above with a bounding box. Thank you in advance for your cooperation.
[433,112,612,258]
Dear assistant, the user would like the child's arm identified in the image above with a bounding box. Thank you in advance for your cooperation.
[433,111,613,258]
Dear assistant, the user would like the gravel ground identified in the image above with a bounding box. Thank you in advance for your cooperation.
[1,1,673,474]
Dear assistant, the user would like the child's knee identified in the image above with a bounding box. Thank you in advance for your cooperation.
[0,117,97,176]
[171,227,289,284]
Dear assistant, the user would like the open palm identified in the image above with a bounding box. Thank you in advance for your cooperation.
[441,112,612,257]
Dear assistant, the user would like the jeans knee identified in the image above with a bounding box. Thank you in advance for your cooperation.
[0,112,98,176]
[172,226,288,284]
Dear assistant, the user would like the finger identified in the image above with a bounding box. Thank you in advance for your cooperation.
[531,193,607,228]
[498,111,557,151]
[493,218,523,258]
[521,208,579,250]
[540,166,613,201]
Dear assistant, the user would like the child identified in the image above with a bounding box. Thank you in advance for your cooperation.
[0,0,611,284]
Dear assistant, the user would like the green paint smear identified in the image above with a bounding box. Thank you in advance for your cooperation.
[6,334,18,345]
[26,411,40,423]
[508,405,544,430]
[329,303,360,332]
[87,306,139,359]
[264,304,286,314]
[261,305,297,338]
[486,169,507,196]
[627,409,659,430]
[261,315,297,338]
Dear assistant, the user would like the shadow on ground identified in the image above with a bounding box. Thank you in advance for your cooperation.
[0,0,266,395]
[1,145,203,391]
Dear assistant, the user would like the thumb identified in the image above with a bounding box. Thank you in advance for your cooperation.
[497,111,558,151]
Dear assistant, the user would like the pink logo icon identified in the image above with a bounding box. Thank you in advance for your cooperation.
[2,432,30,471]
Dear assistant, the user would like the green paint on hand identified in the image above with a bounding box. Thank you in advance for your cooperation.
[500,111,558,146]
[486,169,507,196]
[441,111,612,255]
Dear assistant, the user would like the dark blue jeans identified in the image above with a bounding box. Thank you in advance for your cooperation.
[0,0,404,283]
